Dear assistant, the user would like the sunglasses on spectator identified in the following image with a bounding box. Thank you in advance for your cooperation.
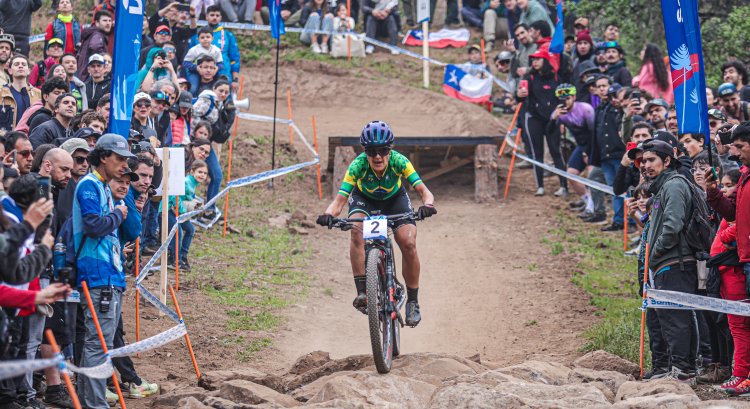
[17,150,32,158]
[710,121,718,127]
[156,30,171,36]
[574,24,586,29]
[136,102,151,108]
[74,156,88,164]
[163,47,176,53]
[365,147,391,157]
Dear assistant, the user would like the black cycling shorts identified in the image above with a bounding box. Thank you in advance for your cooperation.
[348,187,416,230]
[43,301,77,346]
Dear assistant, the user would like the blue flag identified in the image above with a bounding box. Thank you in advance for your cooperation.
[549,0,564,54]
[270,0,286,40]
[660,0,709,137]
[108,0,144,136]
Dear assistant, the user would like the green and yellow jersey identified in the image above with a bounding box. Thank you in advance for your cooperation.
[338,150,423,200]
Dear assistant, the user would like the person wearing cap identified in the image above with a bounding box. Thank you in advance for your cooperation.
[633,44,673,104]
[189,5,242,92]
[0,0,43,57]
[137,47,180,93]
[573,30,594,67]
[140,23,173,66]
[642,137,702,383]
[77,10,112,82]
[0,30,15,87]
[461,45,491,79]
[718,83,750,123]
[602,41,632,88]
[721,60,750,103]
[573,60,599,103]
[73,133,135,409]
[149,90,174,146]
[573,17,588,36]
[172,91,194,146]
[131,92,156,138]
[29,93,77,149]
[83,53,111,110]
[563,35,575,57]
[708,108,726,139]
[0,55,42,136]
[29,38,65,88]
[645,98,669,131]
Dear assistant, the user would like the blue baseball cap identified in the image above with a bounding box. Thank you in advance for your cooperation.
[718,82,738,97]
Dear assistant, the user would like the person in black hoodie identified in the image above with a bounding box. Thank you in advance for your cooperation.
[0,0,42,57]
[28,93,77,149]
[26,78,69,135]
[82,54,110,109]
[516,47,568,197]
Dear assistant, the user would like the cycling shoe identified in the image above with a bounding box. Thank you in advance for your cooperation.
[352,293,367,315]
[405,301,421,327]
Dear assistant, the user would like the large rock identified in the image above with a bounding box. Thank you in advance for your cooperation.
[387,353,487,386]
[219,379,300,407]
[288,351,331,375]
[494,360,572,385]
[283,354,374,392]
[614,379,697,402]
[574,350,641,378]
[612,393,700,408]
[304,371,436,409]
[291,371,357,402]
[178,397,213,409]
[302,399,377,409]
[199,368,283,392]
[428,379,612,408]
[568,366,633,396]
[689,402,750,408]
[155,387,210,407]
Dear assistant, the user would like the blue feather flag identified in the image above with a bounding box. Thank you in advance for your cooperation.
[549,0,564,54]
[270,0,286,39]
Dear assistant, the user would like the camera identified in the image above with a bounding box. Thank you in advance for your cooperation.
[718,124,734,145]
[631,90,641,106]
[177,3,191,12]
[99,286,112,313]
[36,175,51,201]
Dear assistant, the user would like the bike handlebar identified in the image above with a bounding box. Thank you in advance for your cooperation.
[328,211,423,230]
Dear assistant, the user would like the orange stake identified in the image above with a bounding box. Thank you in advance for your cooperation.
[175,197,180,291]
[503,127,524,199]
[312,116,322,200]
[44,330,82,409]
[499,103,523,159]
[81,281,127,409]
[287,89,293,144]
[480,39,487,67]
[169,285,201,380]
[639,244,650,379]
[135,238,140,344]
[623,199,629,251]
[224,77,244,239]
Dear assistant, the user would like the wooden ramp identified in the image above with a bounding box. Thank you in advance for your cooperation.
[328,136,503,202]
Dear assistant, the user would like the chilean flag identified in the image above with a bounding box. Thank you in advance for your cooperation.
[660,0,708,136]
[403,28,470,49]
[443,64,492,103]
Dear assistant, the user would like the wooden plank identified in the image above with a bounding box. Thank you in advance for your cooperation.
[475,144,499,202]
[421,157,474,182]
[332,146,357,199]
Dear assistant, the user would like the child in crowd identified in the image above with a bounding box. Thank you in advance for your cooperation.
[333,3,354,32]
[461,44,490,79]
[170,91,194,146]
[182,27,224,95]
[164,160,209,271]
[45,0,81,54]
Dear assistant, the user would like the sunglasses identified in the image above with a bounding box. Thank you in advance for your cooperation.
[74,156,88,164]
[163,47,176,53]
[365,147,391,157]
[710,121,718,127]
[574,24,586,29]
[156,30,171,36]
[17,150,32,158]
[136,102,151,108]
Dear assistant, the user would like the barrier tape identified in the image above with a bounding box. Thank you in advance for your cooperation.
[108,323,187,358]
[0,357,61,380]
[66,359,114,379]
[503,133,619,196]
[135,283,182,323]
[647,289,750,316]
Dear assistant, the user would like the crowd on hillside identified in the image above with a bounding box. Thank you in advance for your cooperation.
[0,1,249,408]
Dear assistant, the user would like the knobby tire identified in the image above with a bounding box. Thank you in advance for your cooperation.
[366,248,392,373]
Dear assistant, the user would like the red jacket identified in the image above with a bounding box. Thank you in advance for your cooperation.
[706,166,750,262]
[0,285,36,311]
[710,219,745,298]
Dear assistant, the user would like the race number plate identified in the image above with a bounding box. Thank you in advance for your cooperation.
[363,216,387,240]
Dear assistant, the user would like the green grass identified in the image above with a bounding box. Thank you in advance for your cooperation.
[548,210,648,366]
[238,338,274,362]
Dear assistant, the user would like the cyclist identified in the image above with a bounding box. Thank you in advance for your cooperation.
[316,120,436,327]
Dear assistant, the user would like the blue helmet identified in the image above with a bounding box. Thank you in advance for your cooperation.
[359,120,394,147]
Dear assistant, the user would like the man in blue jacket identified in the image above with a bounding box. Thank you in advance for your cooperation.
[189,6,241,93]
[73,133,134,409]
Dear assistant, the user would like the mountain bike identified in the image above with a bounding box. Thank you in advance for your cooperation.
[329,211,424,373]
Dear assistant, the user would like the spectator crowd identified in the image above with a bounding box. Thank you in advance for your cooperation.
[0,1,245,408]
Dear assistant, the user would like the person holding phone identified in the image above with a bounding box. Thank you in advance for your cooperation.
[516,48,568,197]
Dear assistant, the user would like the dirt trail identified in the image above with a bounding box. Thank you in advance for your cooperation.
[236,60,593,373]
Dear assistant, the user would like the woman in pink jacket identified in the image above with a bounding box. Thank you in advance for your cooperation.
[633,44,673,104]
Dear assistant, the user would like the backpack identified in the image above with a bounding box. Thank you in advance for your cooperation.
[670,173,714,255]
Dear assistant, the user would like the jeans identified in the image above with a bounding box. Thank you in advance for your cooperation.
[219,0,256,22]
[365,14,398,45]
[300,13,334,45]
[601,158,624,224]
[19,280,48,401]
[430,0,458,24]
[162,211,196,263]
[206,148,223,210]
[141,201,160,248]
[588,166,606,214]
[78,287,123,409]
[461,6,482,28]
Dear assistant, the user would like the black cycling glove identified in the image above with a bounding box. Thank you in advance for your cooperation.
[417,205,437,220]
[316,214,334,227]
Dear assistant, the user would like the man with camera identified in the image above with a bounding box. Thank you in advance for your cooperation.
[72,134,135,409]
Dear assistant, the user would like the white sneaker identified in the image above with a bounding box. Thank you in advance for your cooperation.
[390,48,399,55]
[365,45,375,54]
[321,43,329,53]
[311,42,322,54]
[554,187,568,197]
[534,187,545,196]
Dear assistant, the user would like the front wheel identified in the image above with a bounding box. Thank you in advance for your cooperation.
[365,248,393,373]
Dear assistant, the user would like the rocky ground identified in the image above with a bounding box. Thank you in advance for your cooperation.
[151,350,750,408]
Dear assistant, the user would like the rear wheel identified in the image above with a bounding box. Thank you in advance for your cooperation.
[366,248,393,373]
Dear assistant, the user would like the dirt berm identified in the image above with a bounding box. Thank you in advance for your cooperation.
[153,350,749,408]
